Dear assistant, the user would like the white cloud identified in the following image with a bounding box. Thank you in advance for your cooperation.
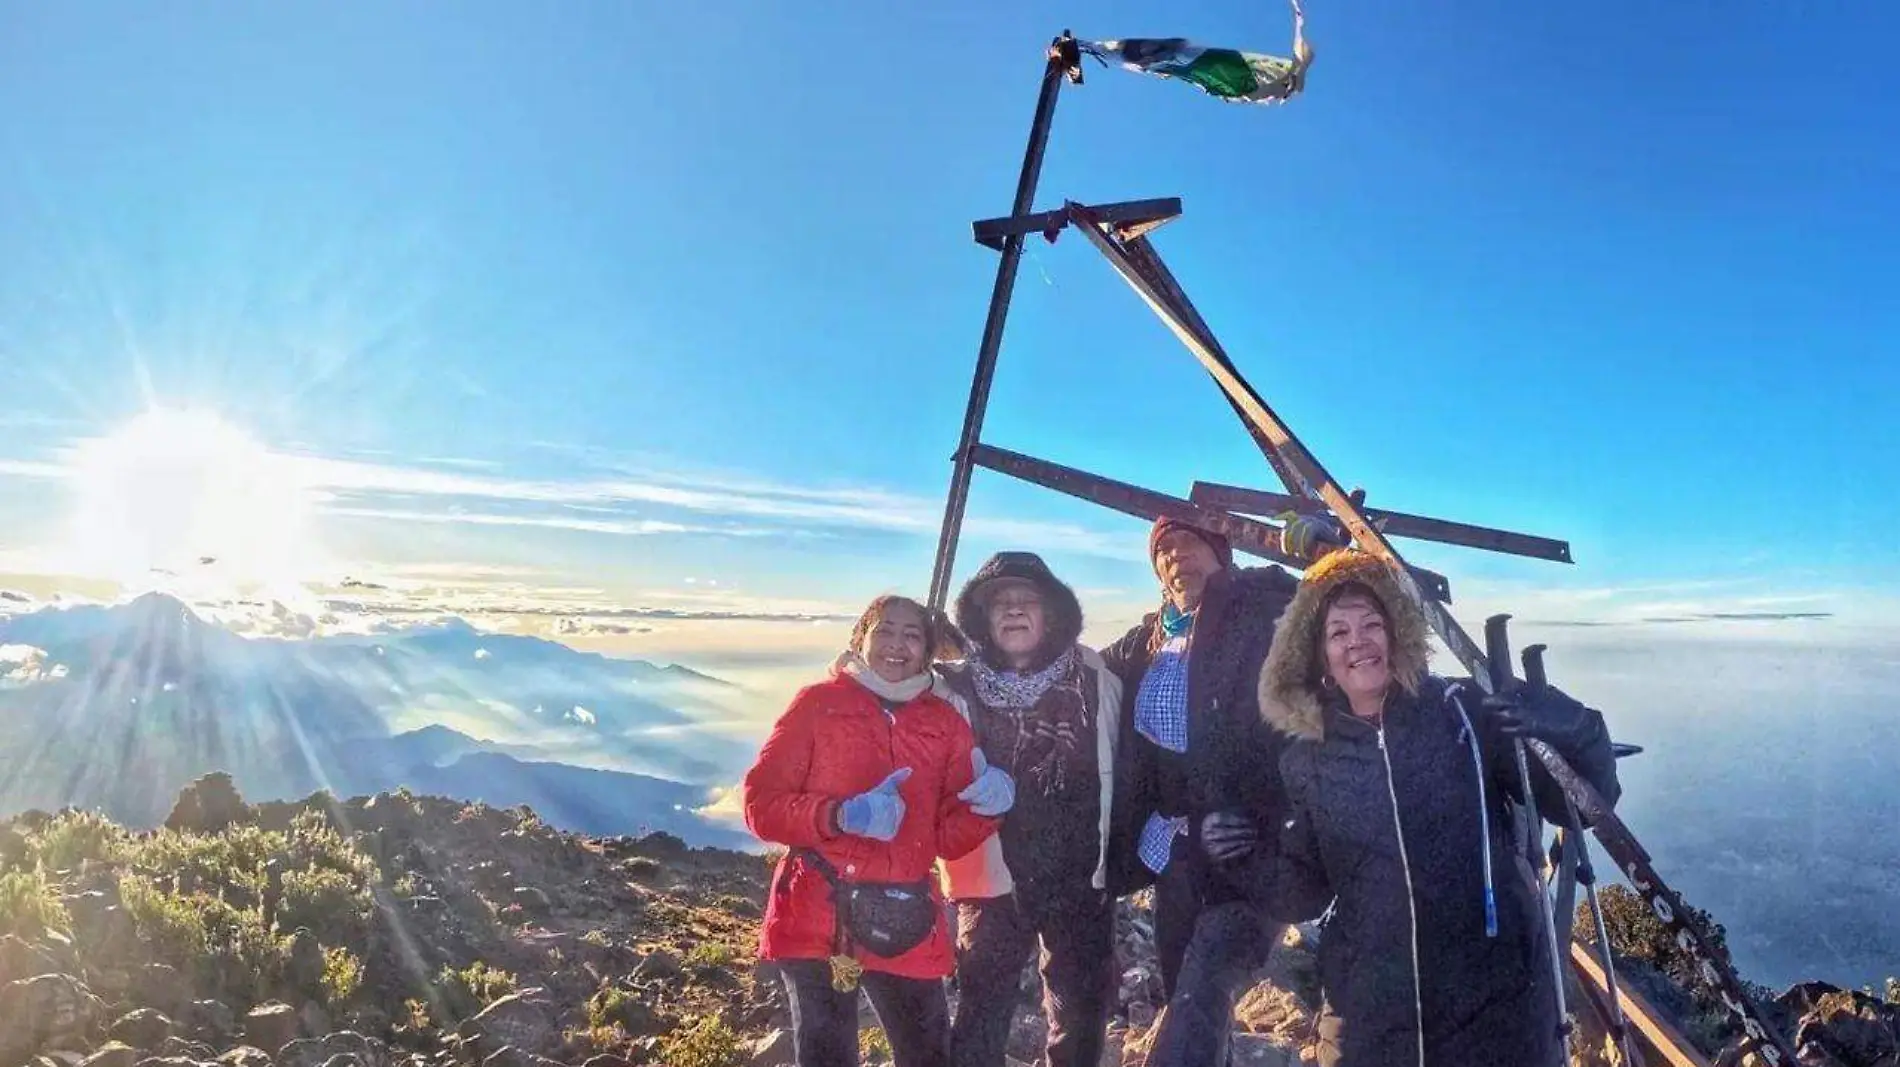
[321,506,767,539]
[0,459,63,481]
[0,644,66,684]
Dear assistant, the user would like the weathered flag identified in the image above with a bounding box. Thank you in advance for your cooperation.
[1078,0,1313,105]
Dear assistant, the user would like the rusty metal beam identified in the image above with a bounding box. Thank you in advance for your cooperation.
[967,443,1454,602]
[1571,943,1711,1067]
[972,197,1181,251]
[1190,481,1574,564]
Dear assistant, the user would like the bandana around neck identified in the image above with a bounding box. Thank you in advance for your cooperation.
[967,645,1079,710]
[1161,601,1195,638]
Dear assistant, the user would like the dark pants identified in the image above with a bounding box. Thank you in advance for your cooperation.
[779,959,951,1067]
[949,891,1115,1067]
[1148,837,1283,1067]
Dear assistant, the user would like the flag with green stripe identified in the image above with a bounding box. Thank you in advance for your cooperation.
[1079,0,1313,105]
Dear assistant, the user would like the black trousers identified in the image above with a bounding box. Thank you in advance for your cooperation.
[949,891,1115,1067]
[1148,837,1284,1067]
[779,958,951,1067]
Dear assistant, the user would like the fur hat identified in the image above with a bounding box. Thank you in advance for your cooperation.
[1259,550,1432,742]
[955,551,1084,672]
[1147,517,1234,573]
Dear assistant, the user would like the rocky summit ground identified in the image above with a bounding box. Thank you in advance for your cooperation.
[2,777,1895,1067]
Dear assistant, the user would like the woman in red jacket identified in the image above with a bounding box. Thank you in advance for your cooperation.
[744,594,1015,1067]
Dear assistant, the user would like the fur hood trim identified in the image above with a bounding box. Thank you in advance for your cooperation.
[1259,550,1432,742]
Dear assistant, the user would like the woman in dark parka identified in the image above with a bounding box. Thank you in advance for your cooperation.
[1259,550,1622,1067]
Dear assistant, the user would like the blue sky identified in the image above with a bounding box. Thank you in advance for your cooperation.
[2,1,1896,664]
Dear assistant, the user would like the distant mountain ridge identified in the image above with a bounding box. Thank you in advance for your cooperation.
[0,593,751,847]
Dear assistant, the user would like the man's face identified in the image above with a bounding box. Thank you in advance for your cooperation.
[984,580,1047,666]
[1154,528,1222,611]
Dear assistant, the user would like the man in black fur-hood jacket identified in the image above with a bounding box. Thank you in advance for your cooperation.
[937,550,1123,1067]
[1100,518,1301,1066]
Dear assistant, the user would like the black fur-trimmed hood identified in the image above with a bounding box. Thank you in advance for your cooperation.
[954,551,1084,672]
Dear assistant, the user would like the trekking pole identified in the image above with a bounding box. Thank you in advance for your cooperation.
[1524,644,1639,1067]
[1485,615,1574,1064]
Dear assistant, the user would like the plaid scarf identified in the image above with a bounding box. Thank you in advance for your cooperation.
[966,646,1079,710]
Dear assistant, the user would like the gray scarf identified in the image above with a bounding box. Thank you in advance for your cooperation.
[967,646,1079,710]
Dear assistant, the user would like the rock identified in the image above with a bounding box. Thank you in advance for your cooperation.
[184,1000,236,1043]
[134,1057,205,1067]
[631,951,681,983]
[0,825,29,867]
[244,1002,301,1053]
[0,974,106,1060]
[1789,988,1899,1067]
[156,1039,213,1061]
[0,934,64,985]
[586,988,667,1038]
[215,1048,275,1067]
[286,930,325,994]
[1126,999,1157,1030]
[748,1030,794,1067]
[510,888,550,914]
[1005,1012,1047,1062]
[86,906,143,964]
[40,1054,88,1067]
[628,832,689,861]
[109,1009,176,1049]
[278,1033,387,1067]
[580,1056,631,1067]
[298,1001,331,1039]
[457,992,559,1058]
[128,965,190,1018]
[1230,1033,1301,1067]
[478,1049,558,1067]
[78,1044,141,1067]
[318,1056,364,1067]
[404,896,448,917]
[164,772,251,834]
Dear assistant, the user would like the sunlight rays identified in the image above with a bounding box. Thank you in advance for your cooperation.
[64,409,324,597]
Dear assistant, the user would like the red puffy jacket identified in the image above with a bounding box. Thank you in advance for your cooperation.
[743,668,997,979]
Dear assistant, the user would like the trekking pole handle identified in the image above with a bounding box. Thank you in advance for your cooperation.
[1483,614,1515,691]
[1522,643,1549,692]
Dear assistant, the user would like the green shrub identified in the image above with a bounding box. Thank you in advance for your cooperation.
[31,810,130,870]
[119,874,286,998]
[120,874,208,962]
[859,1026,894,1064]
[130,825,286,901]
[280,865,371,943]
[322,946,364,1006]
[657,1014,744,1067]
[686,941,736,968]
[1583,884,1733,998]
[0,869,70,939]
[437,961,518,1017]
[287,810,377,883]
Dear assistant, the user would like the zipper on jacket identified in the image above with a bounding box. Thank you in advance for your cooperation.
[848,701,901,880]
[1378,722,1427,1067]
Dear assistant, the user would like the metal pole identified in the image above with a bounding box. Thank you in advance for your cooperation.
[925,35,1076,612]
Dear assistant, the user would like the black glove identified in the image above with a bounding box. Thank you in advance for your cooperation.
[1480,680,1621,812]
[1480,681,1599,750]
[1200,811,1259,864]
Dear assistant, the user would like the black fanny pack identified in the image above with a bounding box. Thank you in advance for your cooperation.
[795,848,938,959]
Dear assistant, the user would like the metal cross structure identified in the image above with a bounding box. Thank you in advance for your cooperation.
[922,33,1799,1067]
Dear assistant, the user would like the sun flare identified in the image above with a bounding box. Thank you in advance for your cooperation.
[65,409,320,595]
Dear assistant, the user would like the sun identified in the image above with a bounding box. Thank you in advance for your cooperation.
[65,409,321,595]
